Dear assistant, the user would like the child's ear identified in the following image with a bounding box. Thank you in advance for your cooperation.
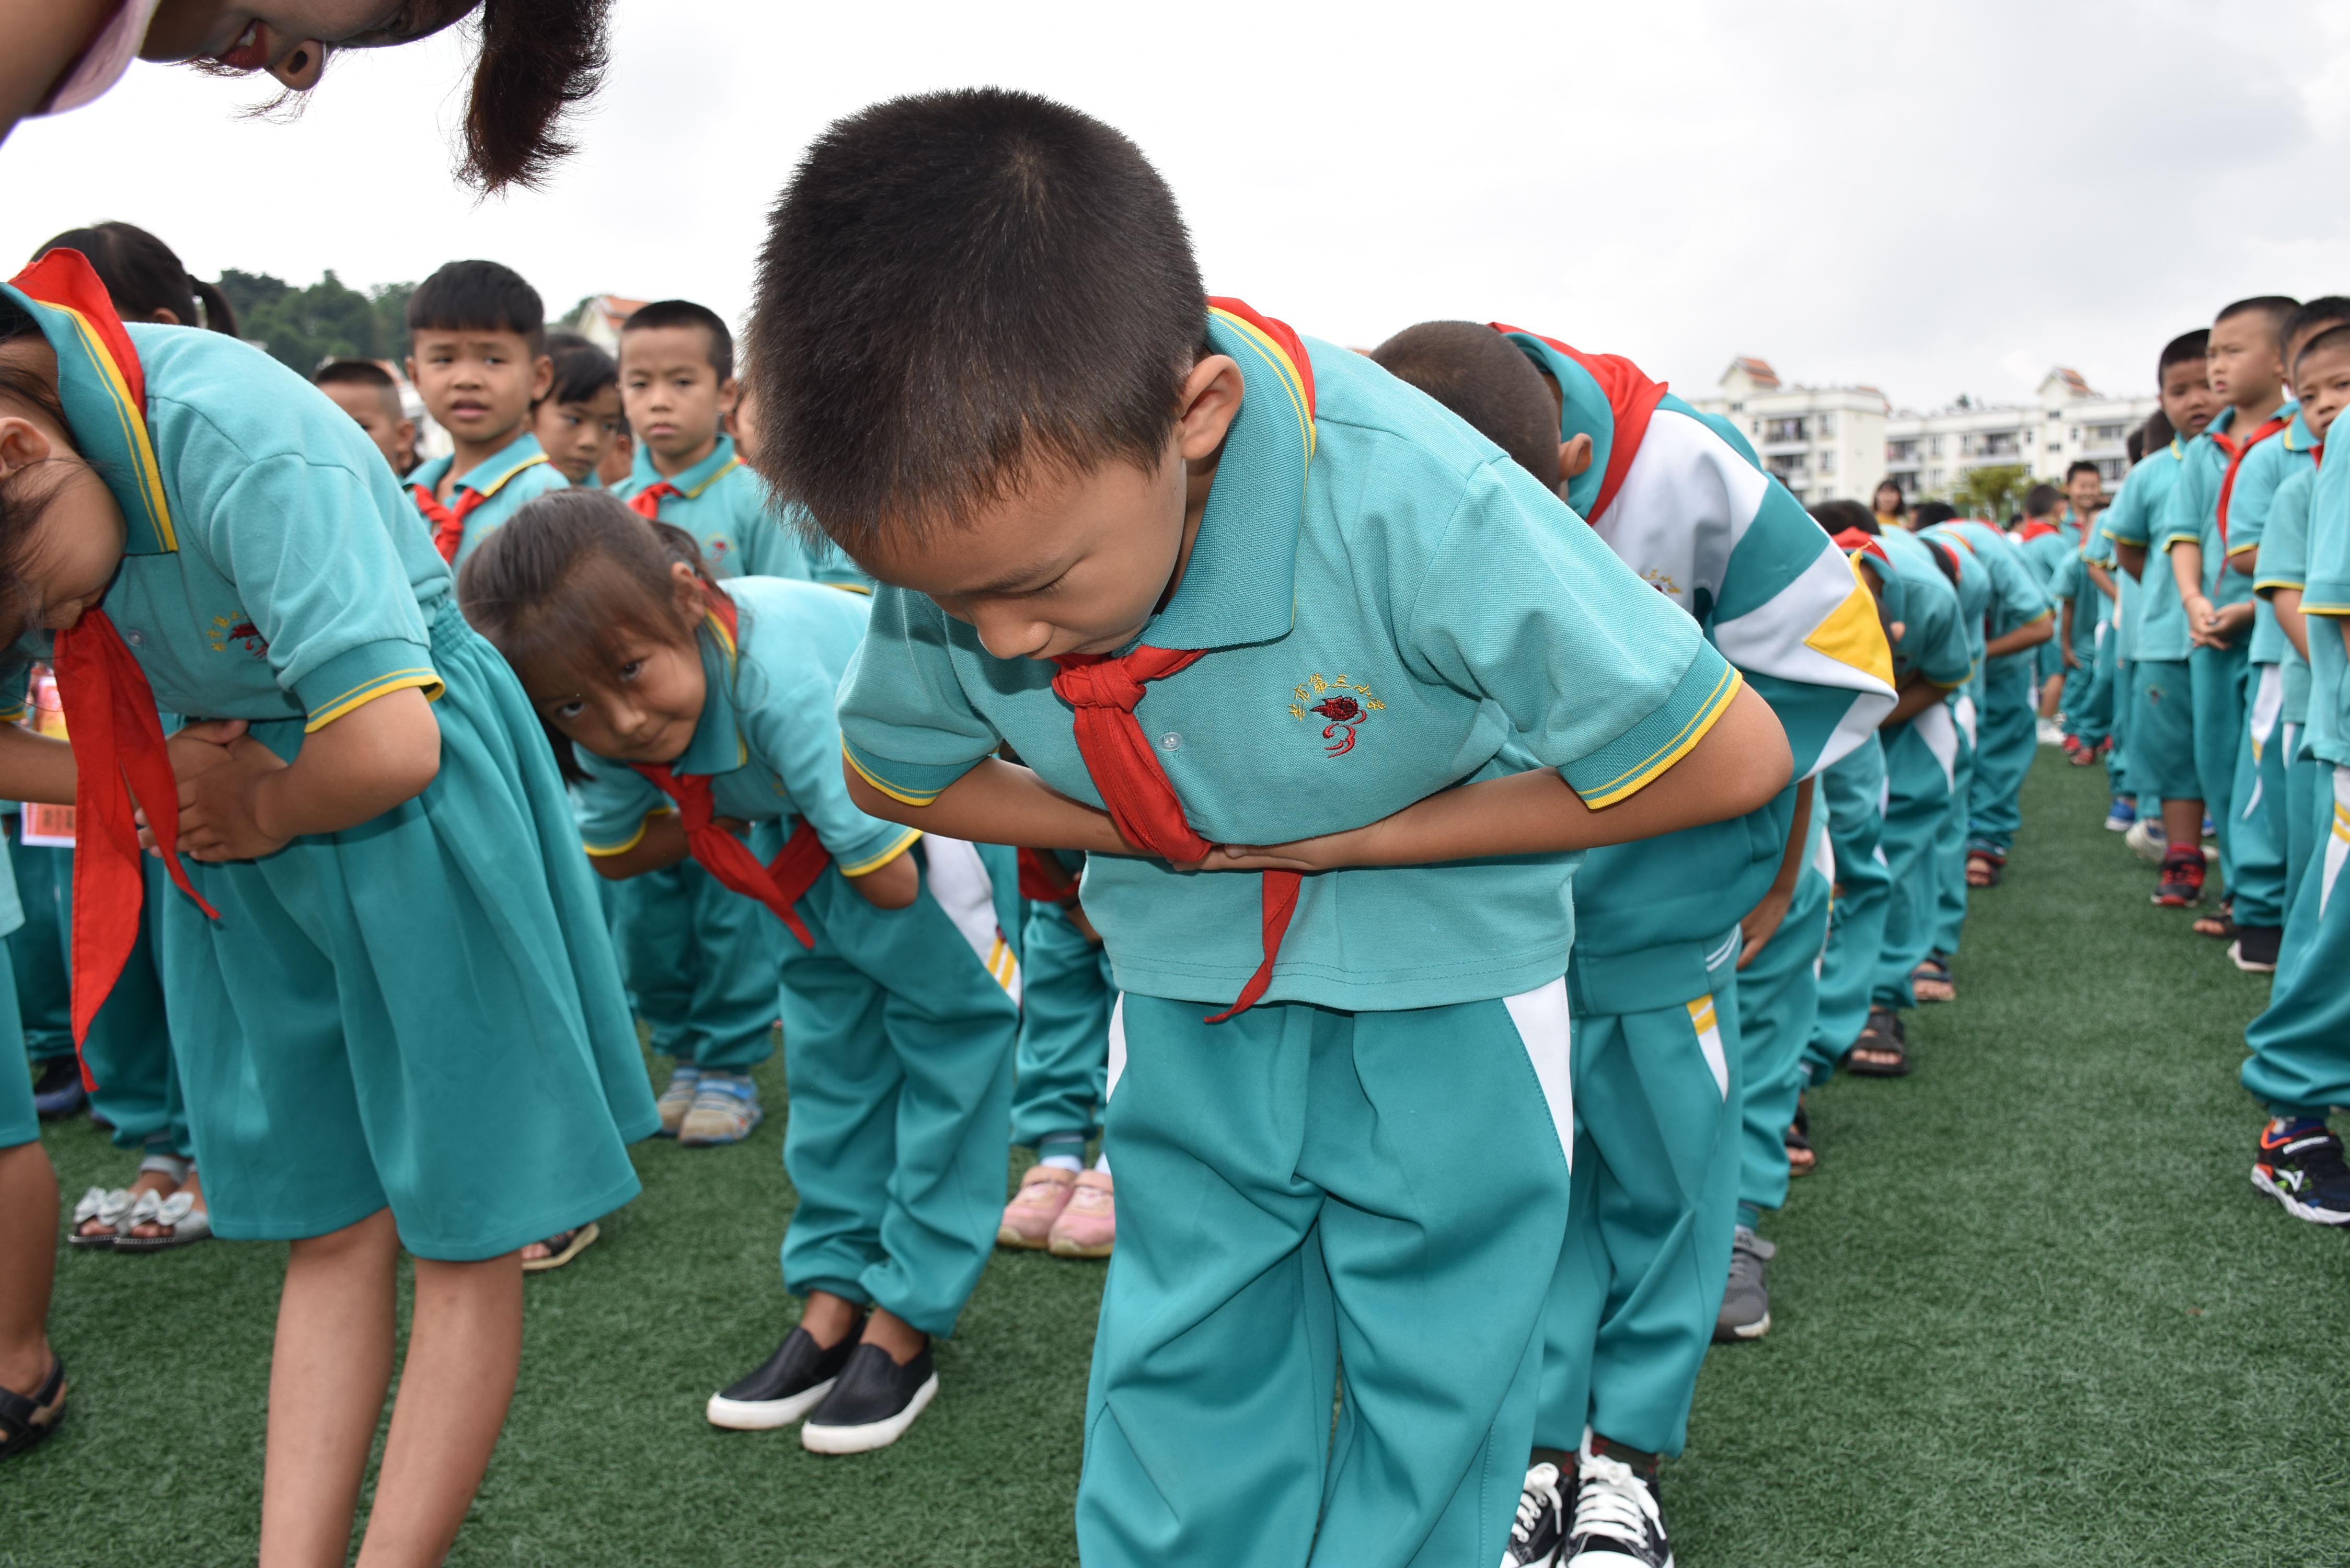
[530,355,556,404]
[0,416,55,483]
[718,376,740,414]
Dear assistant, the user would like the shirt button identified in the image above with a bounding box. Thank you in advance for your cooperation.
[1158,731,1182,752]
[126,630,144,646]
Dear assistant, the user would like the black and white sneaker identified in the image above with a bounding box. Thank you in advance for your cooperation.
[1563,1445,1672,1568]
[800,1341,939,1454]
[2252,1121,2350,1223]
[1500,1461,1568,1567]
[706,1319,865,1429]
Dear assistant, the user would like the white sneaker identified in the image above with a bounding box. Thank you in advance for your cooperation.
[1501,1462,1568,1567]
[2036,718,2067,747]
[1563,1439,1673,1568]
[2124,818,2168,865]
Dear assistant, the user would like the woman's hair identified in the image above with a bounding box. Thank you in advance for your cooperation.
[1872,478,1906,517]
[456,488,724,778]
[33,222,238,335]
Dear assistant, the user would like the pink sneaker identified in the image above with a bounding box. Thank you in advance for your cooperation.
[1047,1169,1115,1258]
[998,1166,1076,1249]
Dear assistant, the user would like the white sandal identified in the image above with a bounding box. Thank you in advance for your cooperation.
[68,1186,131,1250]
[116,1189,212,1252]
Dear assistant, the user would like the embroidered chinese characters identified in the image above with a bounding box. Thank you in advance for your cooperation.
[1288,672,1385,757]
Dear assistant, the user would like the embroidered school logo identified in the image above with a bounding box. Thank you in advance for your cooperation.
[1640,568,1680,596]
[208,613,267,656]
[707,536,733,565]
[1288,673,1385,757]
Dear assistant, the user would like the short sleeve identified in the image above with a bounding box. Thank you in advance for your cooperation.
[2158,461,2206,552]
[1909,577,1975,688]
[169,436,443,731]
[735,663,920,875]
[2227,446,2287,558]
[2306,459,2350,617]
[2104,469,2150,546]
[572,751,669,855]
[1402,457,1736,809]
[835,587,1006,806]
[2257,474,2311,596]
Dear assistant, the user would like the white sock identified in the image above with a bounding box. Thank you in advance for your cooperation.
[1091,1149,1110,1178]
[1038,1134,1086,1173]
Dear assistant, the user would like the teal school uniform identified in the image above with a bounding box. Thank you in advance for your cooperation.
[2091,519,2142,800]
[404,426,569,567]
[2164,405,2300,889]
[0,821,31,1150]
[1494,330,1894,1457]
[2109,439,2199,801]
[604,436,870,1073]
[1734,802,1832,1216]
[2019,517,2078,690]
[4,825,71,1065]
[1914,524,1990,955]
[1807,733,1890,1077]
[2255,466,2325,921]
[1867,528,1974,1009]
[837,306,1737,1568]
[1011,851,1114,1148]
[572,577,1021,1336]
[1928,520,2051,867]
[2,276,654,1259]
[2242,430,2350,1115]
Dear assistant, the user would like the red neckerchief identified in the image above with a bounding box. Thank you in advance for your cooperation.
[1047,297,1312,1022]
[1017,847,1080,904]
[1488,322,1669,523]
[1831,526,1891,566]
[2017,519,2060,541]
[409,483,486,564]
[6,251,222,1067]
[2213,411,2291,551]
[630,590,831,947]
[628,482,679,521]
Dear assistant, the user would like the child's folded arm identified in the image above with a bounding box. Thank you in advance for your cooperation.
[844,754,1134,858]
[0,720,74,806]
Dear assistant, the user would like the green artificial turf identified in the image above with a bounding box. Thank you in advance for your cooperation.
[5,750,2344,1565]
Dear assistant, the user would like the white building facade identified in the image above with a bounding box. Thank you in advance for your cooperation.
[1690,358,2161,506]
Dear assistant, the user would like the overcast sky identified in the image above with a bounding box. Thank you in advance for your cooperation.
[9,0,2349,414]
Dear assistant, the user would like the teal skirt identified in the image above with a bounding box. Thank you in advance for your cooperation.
[163,596,655,1260]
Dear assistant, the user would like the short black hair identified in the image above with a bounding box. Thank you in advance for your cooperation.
[2139,409,2175,458]
[2286,298,2350,362]
[543,339,617,407]
[1911,500,1960,529]
[2023,483,2063,518]
[313,359,402,414]
[621,299,733,381]
[2215,296,2299,344]
[407,259,545,353]
[2064,460,2101,484]
[1368,322,1559,488]
[35,221,238,336]
[745,88,1206,550]
[2159,330,2210,377]
[1809,498,1876,536]
[2125,426,2147,465]
[2297,321,2350,370]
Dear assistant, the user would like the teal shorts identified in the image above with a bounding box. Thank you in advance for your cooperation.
[2130,659,2201,802]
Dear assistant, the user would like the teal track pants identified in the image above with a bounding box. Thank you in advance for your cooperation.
[1967,657,2038,856]
[2132,659,2201,803]
[776,866,1021,1339]
[0,948,33,1150]
[1931,695,1978,958]
[1738,861,1829,1213]
[1010,900,1113,1146]
[2228,664,2290,930]
[1079,984,1572,1568]
[1541,933,1740,1459]
[2192,641,2251,889]
[8,837,189,1154]
[1874,705,1957,1009]
[2240,766,2350,1118]
[2284,728,2322,933]
[610,859,781,1071]
[1811,738,1890,1075]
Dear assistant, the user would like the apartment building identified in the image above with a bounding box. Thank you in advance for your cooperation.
[1690,358,2160,505]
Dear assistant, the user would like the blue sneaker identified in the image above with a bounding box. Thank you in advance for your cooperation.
[31,1058,85,1119]
[678,1071,763,1146]
[2104,797,2137,831]
[2203,813,2217,839]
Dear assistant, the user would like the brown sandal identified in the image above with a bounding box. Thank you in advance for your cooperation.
[1845,1008,1911,1077]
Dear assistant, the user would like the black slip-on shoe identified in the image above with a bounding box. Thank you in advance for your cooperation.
[801,1342,938,1454]
[706,1318,866,1430]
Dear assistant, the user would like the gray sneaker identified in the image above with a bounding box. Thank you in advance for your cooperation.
[1713,1227,1775,1342]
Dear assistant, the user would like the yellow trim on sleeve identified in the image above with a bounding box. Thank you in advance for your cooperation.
[0,705,26,725]
[2301,599,2350,618]
[1580,666,1743,810]
[302,669,445,733]
[583,806,671,857]
[1804,566,1896,687]
[842,742,941,806]
[836,825,923,878]
[825,581,875,596]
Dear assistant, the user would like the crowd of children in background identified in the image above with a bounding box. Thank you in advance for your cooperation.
[1,89,2344,1568]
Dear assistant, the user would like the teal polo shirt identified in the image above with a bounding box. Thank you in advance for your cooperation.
[1936,521,2053,642]
[2159,405,2295,617]
[405,427,568,568]
[2301,440,2350,767]
[1498,330,1895,960]
[572,576,919,875]
[2230,411,2318,668]
[2018,522,2077,592]
[0,296,447,745]
[2256,465,2317,721]
[836,308,1739,1013]
[2104,437,2192,661]
[1871,528,1974,693]
[611,433,870,590]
